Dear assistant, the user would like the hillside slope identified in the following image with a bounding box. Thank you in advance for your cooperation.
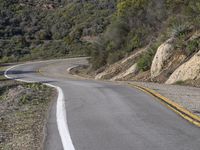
[0,0,117,62]
[92,0,200,86]
[1,0,200,86]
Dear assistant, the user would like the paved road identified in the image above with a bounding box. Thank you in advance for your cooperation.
[5,58,200,150]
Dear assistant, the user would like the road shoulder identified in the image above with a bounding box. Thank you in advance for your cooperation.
[128,81,200,127]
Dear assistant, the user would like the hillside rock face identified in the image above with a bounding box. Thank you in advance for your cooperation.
[151,53,186,83]
[151,38,175,78]
[111,63,138,81]
[166,50,200,84]
[95,64,123,80]
[95,48,146,80]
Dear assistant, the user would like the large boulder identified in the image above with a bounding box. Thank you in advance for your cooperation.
[166,50,200,84]
[151,38,175,78]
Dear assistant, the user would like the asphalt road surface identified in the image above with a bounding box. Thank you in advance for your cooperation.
[5,58,200,150]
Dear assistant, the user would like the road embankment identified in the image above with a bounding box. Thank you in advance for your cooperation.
[0,65,55,149]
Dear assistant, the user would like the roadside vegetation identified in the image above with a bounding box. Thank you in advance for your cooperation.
[0,0,200,84]
[1,0,199,72]
[0,0,116,63]
[90,0,200,70]
[0,65,55,149]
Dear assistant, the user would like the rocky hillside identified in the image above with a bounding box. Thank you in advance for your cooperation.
[1,0,200,86]
[92,0,200,86]
[95,29,200,86]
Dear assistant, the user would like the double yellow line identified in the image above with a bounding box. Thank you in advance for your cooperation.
[129,83,200,127]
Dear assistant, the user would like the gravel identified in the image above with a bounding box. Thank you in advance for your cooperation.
[0,81,55,150]
[130,82,200,116]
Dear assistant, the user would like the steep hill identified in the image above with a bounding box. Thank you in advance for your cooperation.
[91,0,200,86]
[0,0,117,62]
[90,0,200,68]
[1,0,200,86]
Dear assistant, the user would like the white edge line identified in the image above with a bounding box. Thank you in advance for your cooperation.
[4,63,75,150]
[67,65,79,72]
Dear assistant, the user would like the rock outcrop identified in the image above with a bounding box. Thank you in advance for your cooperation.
[152,52,187,83]
[95,31,199,84]
[111,63,138,81]
[151,38,175,78]
[95,48,147,80]
[166,50,200,84]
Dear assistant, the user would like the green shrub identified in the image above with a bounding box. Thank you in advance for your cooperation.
[137,44,158,71]
[174,80,185,85]
[185,39,200,55]
[104,17,129,50]
[107,51,125,65]
[125,35,141,52]
[0,0,116,63]
[20,95,31,105]
[117,0,148,16]
[89,44,108,70]
[170,23,190,37]
[137,53,153,71]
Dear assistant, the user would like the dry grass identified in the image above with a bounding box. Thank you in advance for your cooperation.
[0,66,55,150]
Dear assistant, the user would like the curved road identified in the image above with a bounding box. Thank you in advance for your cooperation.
[5,58,200,150]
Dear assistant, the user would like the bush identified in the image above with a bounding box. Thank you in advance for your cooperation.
[174,80,185,85]
[185,39,200,55]
[107,51,125,65]
[137,53,153,71]
[137,44,158,71]
[170,23,191,37]
[125,35,141,52]
[117,0,148,16]
[104,17,129,50]
[89,42,108,70]
[0,0,117,63]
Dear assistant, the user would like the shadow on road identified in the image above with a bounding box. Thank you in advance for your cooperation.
[0,63,17,67]
[0,70,36,82]
[39,80,56,84]
[6,70,37,75]
[0,70,10,81]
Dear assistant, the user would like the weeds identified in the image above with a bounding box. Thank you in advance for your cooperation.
[185,39,200,55]
[174,80,185,85]
[170,23,191,38]
[0,77,54,149]
[137,43,159,71]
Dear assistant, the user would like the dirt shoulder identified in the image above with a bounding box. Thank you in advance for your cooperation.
[130,81,200,116]
[0,65,55,150]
